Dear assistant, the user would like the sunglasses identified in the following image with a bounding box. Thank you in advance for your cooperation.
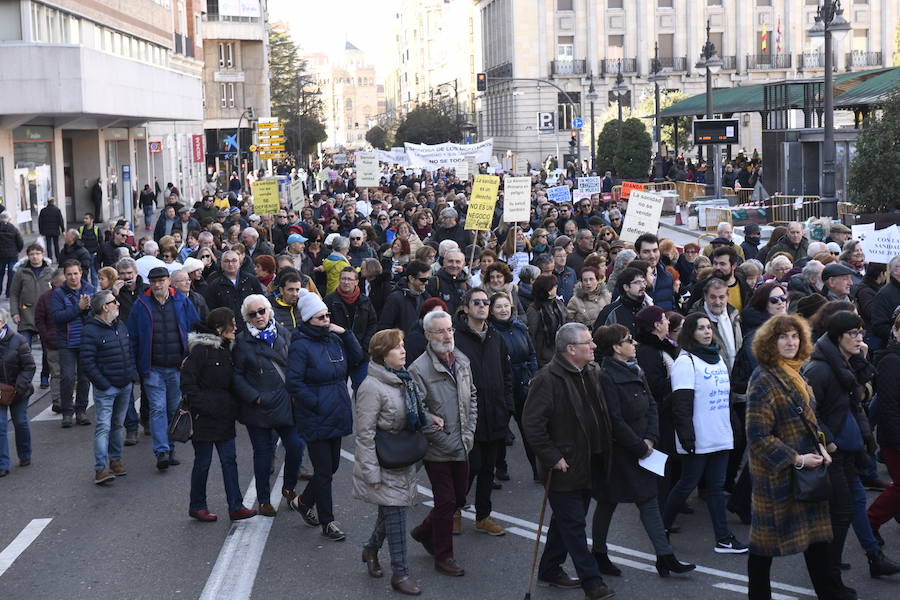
[618,336,635,345]
[768,295,788,305]
[470,299,490,306]
[416,277,430,283]
[247,307,267,318]
[351,237,362,241]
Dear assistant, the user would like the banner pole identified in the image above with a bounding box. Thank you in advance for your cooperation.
[469,230,480,276]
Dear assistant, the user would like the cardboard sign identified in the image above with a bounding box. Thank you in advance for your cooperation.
[465,175,501,231]
[290,179,305,213]
[620,181,645,199]
[251,179,281,215]
[515,156,528,175]
[547,185,571,204]
[573,191,592,203]
[854,223,900,264]
[465,155,479,176]
[355,152,380,187]
[332,153,347,164]
[455,160,469,181]
[503,176,532,223]
[577,177,600,194]
[619,190,664,244]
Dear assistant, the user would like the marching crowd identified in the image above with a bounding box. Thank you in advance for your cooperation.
[1,166,900,599]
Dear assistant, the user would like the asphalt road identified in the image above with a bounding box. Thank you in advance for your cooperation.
[2,377,899,600]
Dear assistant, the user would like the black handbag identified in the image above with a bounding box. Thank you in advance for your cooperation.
[374,428,427,469]
[790,396,832,503]
[168,402,193,443]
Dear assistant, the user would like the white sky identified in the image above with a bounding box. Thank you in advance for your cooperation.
[268,0,397,75]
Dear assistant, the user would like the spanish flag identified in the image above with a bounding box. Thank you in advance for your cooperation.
[761,22,768,53]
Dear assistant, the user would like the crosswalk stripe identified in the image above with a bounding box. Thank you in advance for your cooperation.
[0,518,52,577]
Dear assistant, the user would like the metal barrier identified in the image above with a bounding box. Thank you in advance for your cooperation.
[735,188,754,204]
[675,182,707,205]
[643,182,676,193]
[768,196,823,222]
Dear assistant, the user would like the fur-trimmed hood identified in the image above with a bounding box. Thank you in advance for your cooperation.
[14,256,52,270]
[188,331,225,350]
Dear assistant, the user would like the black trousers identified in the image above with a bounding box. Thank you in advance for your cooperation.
[748,542,840,600]
[539,488,604,592]
[467,439,503,521]
[826,451,855,587]
[301,437,342,527]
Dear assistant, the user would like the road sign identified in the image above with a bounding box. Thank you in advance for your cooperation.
[572,118,584,129]
[537,112,555,132]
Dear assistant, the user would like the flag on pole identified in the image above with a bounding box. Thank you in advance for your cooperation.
[761,21,768,53]
[776,18,782,54]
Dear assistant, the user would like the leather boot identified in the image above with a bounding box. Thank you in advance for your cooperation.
[592,552,621,576]
[390,575,421,595]
[655,554,696,577]
[867,549,900,578]
[362,547,383,578]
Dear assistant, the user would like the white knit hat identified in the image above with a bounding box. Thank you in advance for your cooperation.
[182,257,204,275]
[298,293,328,322]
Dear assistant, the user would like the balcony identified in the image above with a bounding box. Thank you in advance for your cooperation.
[797,52,826,69]
[550,59,587,76]
[746,53,792,70]
[721,56,738,71]
[846,51,883,69]
[600,58,638,76]
[202,13,266,41]
[657,56,687,72]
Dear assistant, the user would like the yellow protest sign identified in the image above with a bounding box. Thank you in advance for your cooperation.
[465,174,501,231]
[251,179,280,215]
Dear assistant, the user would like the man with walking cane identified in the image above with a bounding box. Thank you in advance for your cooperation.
[523,322,616,600]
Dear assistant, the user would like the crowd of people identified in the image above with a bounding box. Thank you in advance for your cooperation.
[0,165,899,599]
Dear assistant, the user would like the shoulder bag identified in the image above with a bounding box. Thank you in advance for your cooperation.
[168,401,193,443]
[789,388,831,503]
[374,427,427,470]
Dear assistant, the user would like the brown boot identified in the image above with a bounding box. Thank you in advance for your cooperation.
[109,460,127,476]
[362,546,383,578]
[258,502,276,517]
[390,575,421,595]
[94,469,115,485]
[452,509,462,535]
[434,557,465,577]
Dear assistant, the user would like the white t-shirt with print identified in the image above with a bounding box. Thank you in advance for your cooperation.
[671,350,734,455]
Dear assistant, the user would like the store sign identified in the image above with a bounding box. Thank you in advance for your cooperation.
[191,135,204,163]
[148,141,162,153]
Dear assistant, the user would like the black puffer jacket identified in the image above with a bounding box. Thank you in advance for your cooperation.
[0,222,23,259]
[634,330,678,405]
[59,240,92,275]
[324,291,377,357]
[0,327,35,402]
[180,326,238,442]
[872,277,900,346]
[79,317,137,390]
[203,271,263,328]
[873,340,900,450]
[453,317,513,442]
[232,324,293,429]
[377,285,427,333]
[802,335,875,451]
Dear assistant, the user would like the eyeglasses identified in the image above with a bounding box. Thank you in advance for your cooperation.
[247,307,267,318]
[831,252,840,256]
[222,258,239,263]
[378,216,389,221]
[629,279,647,286]
[105,299,119,306]
[768,295,788,305]
[844,329,864,339]
[350,237,362,241]
[470,299,490,306]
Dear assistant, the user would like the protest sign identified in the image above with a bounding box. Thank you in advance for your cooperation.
[503,176,531,222]
[289,179,305,213]
[465,155,479,176]
[515,156,528,175]
[573,191,592,203]
[547,185,572,204]
[455,160,469,180]
[855,223,900,264]
[619,190,664,244]
[332,153,347,165]
[577,177,600,194]
[375,148,409,166]
[620,180,645,199]
[355,152,380,187]
[465,175,501,231]
[251,179,280,215]
[404,139,494,170]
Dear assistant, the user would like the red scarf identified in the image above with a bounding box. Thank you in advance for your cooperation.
[258,273,274,288]
[338,285,360,304]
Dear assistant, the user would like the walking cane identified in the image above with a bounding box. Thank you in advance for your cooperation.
[524,469,553,600]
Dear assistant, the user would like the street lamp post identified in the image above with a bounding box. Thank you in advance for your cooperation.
[612,65,629,123]
[236,106,254,192]
[695,20,723,198]
[649,42,666,182]
[809,1,851,219]
[586,73,598,174]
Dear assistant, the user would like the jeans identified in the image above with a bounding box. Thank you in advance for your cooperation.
[59,348,90,417]
[748,543,839,600]
[539,489,604,591]
[144,367,181,455]
[592,496,672,556]
[301,437,342,526]
[662,450,731,542]
[849,473,880,553]
[143,205,154,230]
[93,384,131,471]
[0,257,16,296]
[467,439,503,521]
[868,446,900,530]
[0,400,31,470]
[419,460,469,561]
[365,505,410,576]
[44,235,60,261]
[190,438,243,513]
[246,425,301,504]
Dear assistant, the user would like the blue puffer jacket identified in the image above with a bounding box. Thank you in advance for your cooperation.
[232,324,294,429]
[51,281,96,349]
[650,263,674,311]
[286,322,363,441]
[79,317,137,390]
[127,288,199,378]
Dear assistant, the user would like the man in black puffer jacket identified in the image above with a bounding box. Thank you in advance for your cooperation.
[453,288,513,536]
[80,289,137,483]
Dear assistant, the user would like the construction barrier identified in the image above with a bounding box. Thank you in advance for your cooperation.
[767,196,823,223]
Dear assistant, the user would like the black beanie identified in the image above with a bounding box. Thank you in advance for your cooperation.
[826,310,863,343]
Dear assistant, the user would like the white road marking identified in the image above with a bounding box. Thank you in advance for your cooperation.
[0,518,52,577]
[199,456,285,600]
[32,398,95,421]
[342,450,817,597]
[713,582,798,600]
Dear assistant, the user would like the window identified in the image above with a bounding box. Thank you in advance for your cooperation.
[658,0,673,7]
[608,34,624,58]
[657,33,674,58]
[608,0,623,8]
[557,0,574,9]
[757,0,772,5]
[219,83,235,108]
[852,29,867,51]
[707,0,722,5]
[557,35,574,60]
[218,42,233,68]
[710,32,724,55]
[227,83,235,108]
[756,31,770,55]
[194,14,202,42]
[557,92,581,130]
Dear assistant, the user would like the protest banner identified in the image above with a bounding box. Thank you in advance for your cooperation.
[375,148,409,166]
[404,139,494,170]
[503,176,531,223]
[577,177,601,194]
[854,223,900,264]
[620,180,645,199]
[465,175,501,231]
[290,179,305,213]
[251,179,280,215]
[355,152,380,187]
[547,185,572,204]
[515,155,528,175]
[619,190,664,244]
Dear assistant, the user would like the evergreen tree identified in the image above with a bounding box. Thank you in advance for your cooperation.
[365,125,389,150]
[849,93,900,212]
[596,120,622,176]
[613,118,653,180]
[394,104,460,145]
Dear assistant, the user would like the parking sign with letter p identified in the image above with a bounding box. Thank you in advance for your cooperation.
[537,112,555,132]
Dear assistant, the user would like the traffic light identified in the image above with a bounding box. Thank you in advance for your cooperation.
[476,73,487,92]
[569,130,577,151]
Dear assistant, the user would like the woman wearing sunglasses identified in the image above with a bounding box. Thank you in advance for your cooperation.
[285,293,363,541]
